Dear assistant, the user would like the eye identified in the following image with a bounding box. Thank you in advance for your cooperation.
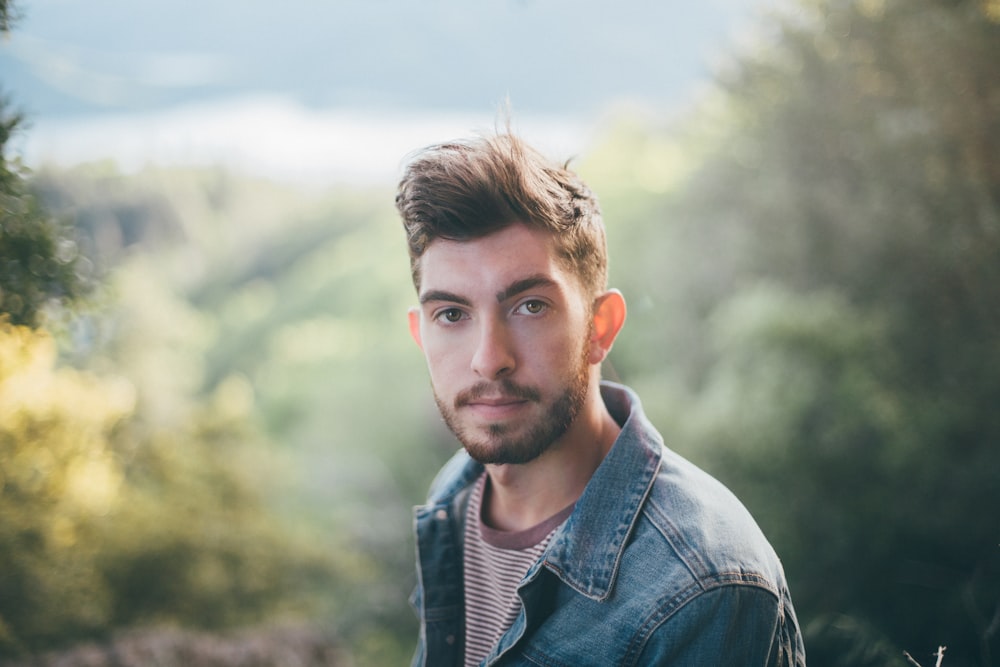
[435,307,466,323]
[516,300,548,316]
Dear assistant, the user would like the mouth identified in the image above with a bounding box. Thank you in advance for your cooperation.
[454,380,541,421]
[456,380,540,406]
[467,396,527,407]
[464,397,531,420]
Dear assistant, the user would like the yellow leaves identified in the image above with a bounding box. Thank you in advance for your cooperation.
[0,320,135,515]
[0,321,136,425]
[982,0,1000,23]
[64,452,123,516]
[0,324,56,408]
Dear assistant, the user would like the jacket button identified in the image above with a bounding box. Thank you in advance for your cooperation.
[446,634,456,645]
[435,509,448,520]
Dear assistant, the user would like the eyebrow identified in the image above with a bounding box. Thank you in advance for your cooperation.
[495,275,558,303]
[419,289,472,306]
[419,274,558,306]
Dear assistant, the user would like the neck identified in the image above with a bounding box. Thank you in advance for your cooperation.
[482,382,620,532]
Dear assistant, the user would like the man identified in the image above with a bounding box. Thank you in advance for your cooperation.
[396,132,806,666]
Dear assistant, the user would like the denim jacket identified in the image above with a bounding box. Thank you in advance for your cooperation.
[411,382,806,666]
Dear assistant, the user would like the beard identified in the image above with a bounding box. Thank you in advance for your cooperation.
[432,342,592,465]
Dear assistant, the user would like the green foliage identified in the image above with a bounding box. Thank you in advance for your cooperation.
[0,316,357,658]
[8,164,443,664]
[583,0,1000,664]
[0,322,129,651]
[2,0,87,327]
[0,100,90,328]
[0,0,18,33]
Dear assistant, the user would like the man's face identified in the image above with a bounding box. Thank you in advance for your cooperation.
[409,223,596,465]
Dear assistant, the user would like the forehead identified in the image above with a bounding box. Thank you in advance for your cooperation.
[418,223,575,297]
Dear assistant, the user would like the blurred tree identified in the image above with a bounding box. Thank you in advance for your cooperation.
[0,3,371,654]
[0,221,356,659]
[0,104,89,327]
[1,0,89,328]
[0,321,132,653]
[584,1,1000,665]
[20,163,432,666]
[0,315,353,657]
[0,0,16,32]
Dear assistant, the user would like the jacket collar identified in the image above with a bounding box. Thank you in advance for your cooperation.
[536,382,663,600]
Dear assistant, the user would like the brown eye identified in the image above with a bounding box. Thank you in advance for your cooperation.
[518,300,547,315]
[439,308,464,323]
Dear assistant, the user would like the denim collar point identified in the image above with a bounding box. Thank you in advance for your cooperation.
[537,382,662,599]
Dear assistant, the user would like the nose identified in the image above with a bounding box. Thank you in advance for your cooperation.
[471,317,516,379]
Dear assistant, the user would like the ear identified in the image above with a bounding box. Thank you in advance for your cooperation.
[588,289,627,364]
[407,307,424,350]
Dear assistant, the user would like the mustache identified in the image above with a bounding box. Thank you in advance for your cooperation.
[455,379,542,408]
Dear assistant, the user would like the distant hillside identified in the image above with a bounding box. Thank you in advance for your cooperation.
[0,0,763,118]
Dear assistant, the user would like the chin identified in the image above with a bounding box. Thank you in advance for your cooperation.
[462,429,556,466]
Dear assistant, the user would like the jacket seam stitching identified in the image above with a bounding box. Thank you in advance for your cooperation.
[623,578,781,666]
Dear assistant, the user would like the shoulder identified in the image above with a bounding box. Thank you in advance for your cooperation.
[639,445,786,594]
[632,582,804,666]
[601,382,787,595]
[612,449,802,663]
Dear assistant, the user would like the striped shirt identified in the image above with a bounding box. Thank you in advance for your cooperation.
[463,474,575,667]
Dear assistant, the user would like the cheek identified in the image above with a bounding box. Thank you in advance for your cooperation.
[421,337,469,383]
[520,322,589,372]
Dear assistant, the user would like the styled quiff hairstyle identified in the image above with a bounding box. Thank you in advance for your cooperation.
[395,133,608,298]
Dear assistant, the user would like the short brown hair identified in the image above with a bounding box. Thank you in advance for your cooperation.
[395,133,607,297]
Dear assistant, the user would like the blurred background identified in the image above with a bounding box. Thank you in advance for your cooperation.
[1,1,998,666]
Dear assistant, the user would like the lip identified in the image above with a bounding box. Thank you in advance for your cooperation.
[464,397,530,420]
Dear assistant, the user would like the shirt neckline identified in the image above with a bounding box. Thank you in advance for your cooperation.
[475,474,576,551]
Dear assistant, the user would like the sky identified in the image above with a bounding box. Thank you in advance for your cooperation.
[1,0,768,184]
